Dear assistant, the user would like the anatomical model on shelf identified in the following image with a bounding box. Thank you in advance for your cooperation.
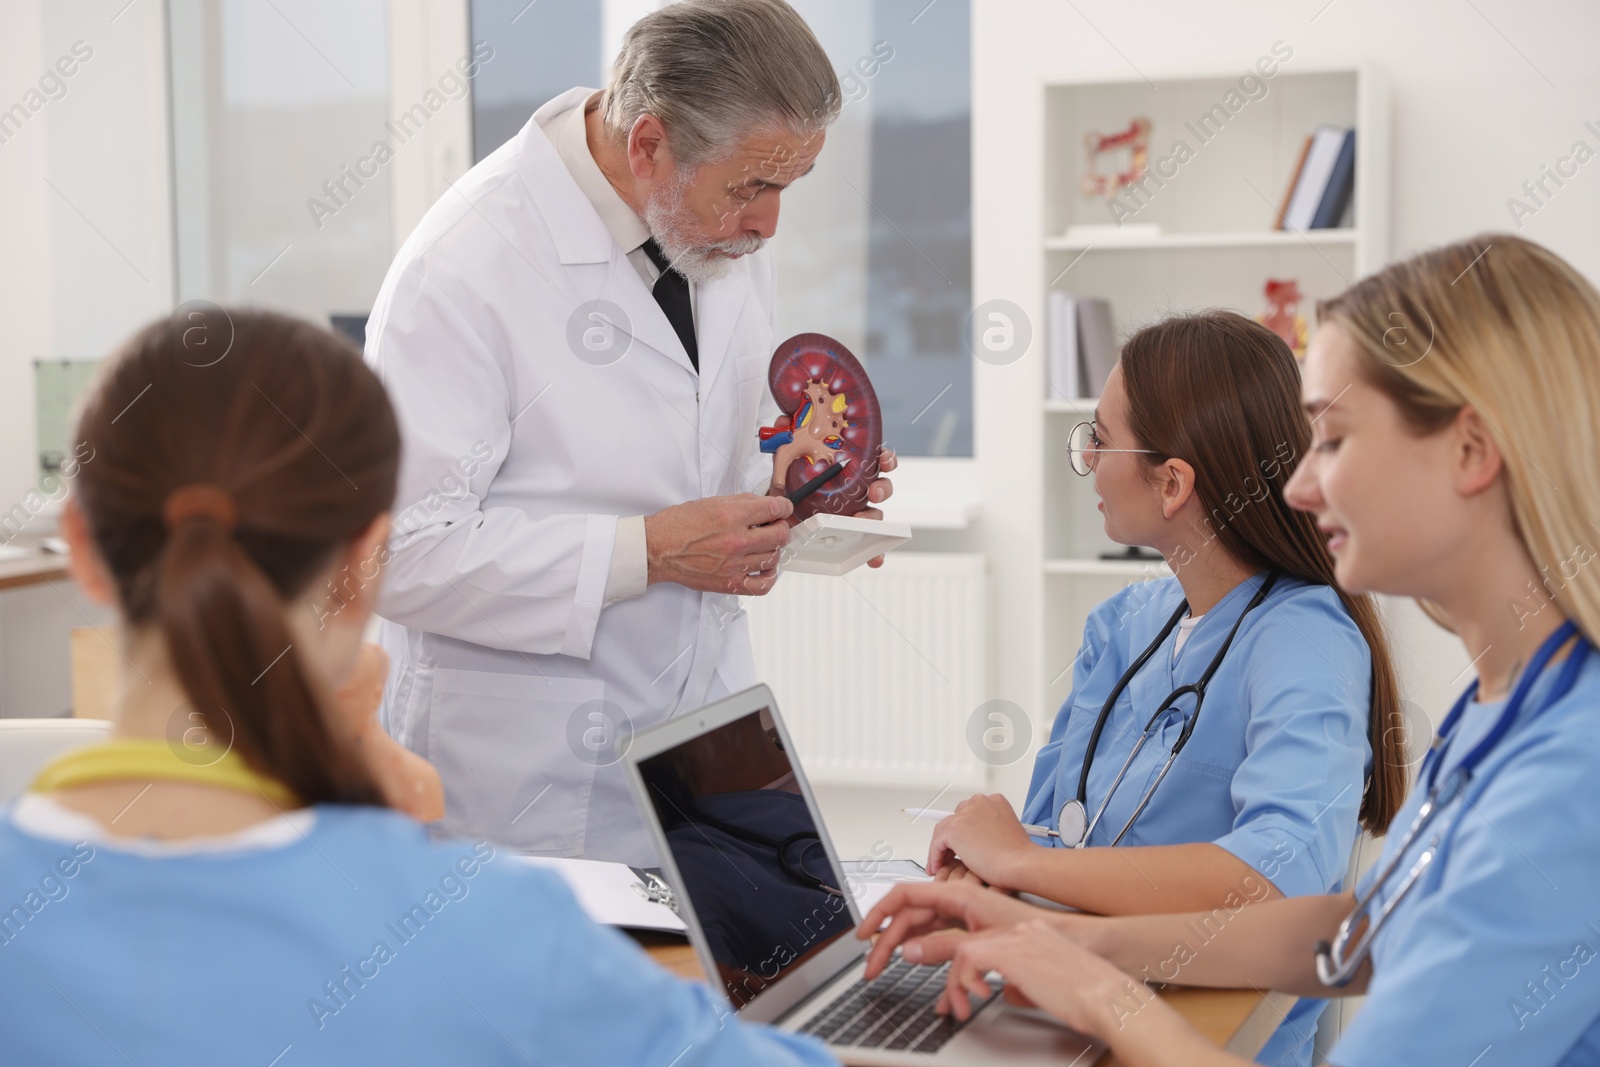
[1257,277,1309,358]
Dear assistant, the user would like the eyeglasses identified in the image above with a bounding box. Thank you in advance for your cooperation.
[1066,420,1162,476]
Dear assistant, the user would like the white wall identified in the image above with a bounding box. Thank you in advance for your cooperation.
[0,0,170,715]
[0,3,54,514]
[2,0,1597,725]
[0,0,173,526]
[972,0,1600,793]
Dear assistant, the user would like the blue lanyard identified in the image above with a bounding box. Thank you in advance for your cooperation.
[1316,618,1590,988]
[1421,619,1588,796]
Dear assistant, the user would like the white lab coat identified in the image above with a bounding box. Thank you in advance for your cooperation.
[364,88,778,864]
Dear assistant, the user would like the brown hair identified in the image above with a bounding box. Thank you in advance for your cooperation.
[1119,310,1407,833]
[1317,234,1600,647]
[73,308,399,807]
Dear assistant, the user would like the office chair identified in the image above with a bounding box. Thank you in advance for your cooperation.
[0,718,112,803]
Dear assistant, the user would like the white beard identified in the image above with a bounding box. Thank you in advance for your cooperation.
[643,168,765,285]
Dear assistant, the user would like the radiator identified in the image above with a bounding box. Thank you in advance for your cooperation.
[746,553,988,788]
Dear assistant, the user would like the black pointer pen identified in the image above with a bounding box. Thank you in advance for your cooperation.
[785,455,852,507]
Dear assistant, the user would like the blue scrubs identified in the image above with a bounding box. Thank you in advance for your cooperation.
[1330,652,1600,1066]
[0,802,833,1067]
[1022,571,1373,1067]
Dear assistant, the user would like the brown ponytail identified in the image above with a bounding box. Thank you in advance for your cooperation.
[73,309,400,807]
[1119,311,1408,833]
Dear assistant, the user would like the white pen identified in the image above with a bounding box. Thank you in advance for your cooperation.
[900,806,1060,839]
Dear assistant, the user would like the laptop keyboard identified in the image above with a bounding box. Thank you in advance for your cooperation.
[798,957,1002,1053]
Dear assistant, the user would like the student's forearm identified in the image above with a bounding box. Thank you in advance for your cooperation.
[1065,891,1364,998]
[1075,975,1259,1067]
[998,842,1279,915]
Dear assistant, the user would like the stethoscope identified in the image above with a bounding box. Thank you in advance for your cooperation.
[1315,618,1590,987]
[689,811,844,897]
[1057,569,1282,848]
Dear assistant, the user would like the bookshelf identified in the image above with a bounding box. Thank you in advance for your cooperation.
[1037,66,1390,716]
[1044,229,1359,253]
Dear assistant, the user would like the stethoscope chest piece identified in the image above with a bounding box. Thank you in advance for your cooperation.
[1057,799,1089,847]
[1065,569,1283,851]
[1314,618,1590,987]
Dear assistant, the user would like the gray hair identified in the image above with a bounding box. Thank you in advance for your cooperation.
[602,0,842,168]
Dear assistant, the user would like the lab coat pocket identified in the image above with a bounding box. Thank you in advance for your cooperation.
[426,669,604,853]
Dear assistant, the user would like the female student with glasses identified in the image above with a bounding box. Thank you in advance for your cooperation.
[861,233,1600,1066]
[926,311,1407,1065]
[0,311,833,1066]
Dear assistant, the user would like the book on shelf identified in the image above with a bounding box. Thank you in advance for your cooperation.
[1047,294,1117,401]
[1312,130,1356,228]
[1048,292,1080,399]
[1278,125,1355,232]
[1276,135,1313,227]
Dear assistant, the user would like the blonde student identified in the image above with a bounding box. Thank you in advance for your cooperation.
[0,310,833,1066]
[860,233,1600,1067]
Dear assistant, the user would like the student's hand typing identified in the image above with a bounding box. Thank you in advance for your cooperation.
[926,793,1034,886]
[936,920,1128,1032]
[853,881,1045,979]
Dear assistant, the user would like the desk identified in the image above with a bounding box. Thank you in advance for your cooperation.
[634,933,1294,1064]
[0,544,101,719]
[0,550,68,592]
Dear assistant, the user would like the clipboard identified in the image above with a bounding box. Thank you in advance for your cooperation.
[512,855,686,934]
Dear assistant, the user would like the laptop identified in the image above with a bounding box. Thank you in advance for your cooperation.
[623,683,1103,1066]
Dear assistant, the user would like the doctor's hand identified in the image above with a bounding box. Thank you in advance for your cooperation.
[927,794,1035,888]
[855,880,1047,979]
[862,445,897,569]
[645,493,793,596]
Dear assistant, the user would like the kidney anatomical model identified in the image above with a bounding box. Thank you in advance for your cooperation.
[758,333,882,523]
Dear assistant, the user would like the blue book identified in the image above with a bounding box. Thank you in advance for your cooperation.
[1311,130,1356,229]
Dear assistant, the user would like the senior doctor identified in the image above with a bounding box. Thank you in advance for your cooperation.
[364,0,893,864]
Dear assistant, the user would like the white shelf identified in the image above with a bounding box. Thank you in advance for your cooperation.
[1045,229,1357,253]
[1035,64,1388,727]
[883,494,980,530]
[1045,557,1171,578]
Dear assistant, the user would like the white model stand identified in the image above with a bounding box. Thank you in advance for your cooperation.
[780,514,912,576]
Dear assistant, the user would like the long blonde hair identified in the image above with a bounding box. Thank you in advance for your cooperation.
[1317,233,1600,644]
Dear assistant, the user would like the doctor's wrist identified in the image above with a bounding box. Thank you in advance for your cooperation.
[642,510,685,587]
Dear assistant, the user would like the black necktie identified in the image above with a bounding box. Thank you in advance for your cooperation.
[640,238,698,372]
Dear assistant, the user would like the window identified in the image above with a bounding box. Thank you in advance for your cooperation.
[469,0,604,162]
[167,0,393,325]
[463,0,973,455]
[780,0,974,456]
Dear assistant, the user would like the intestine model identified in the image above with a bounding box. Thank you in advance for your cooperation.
[758,333,882,523]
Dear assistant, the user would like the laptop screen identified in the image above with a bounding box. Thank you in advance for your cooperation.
[636,706,855,1009]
